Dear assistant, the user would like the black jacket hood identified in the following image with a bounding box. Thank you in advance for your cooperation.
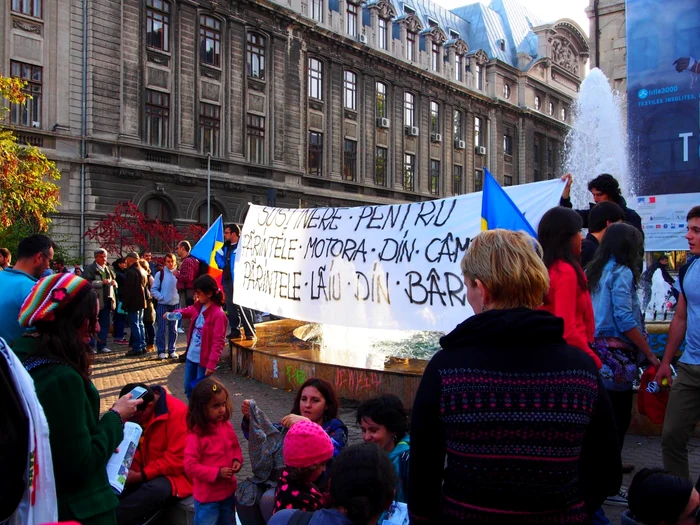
[440,307,566,350]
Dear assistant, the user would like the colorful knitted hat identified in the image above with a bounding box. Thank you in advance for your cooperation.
[283,420,334,468]
[19,273,92,327]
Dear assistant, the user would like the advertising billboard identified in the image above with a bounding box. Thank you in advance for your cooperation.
[626,0,700,198]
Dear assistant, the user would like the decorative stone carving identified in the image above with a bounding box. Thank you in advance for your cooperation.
[119,169,142,179]
[12,19,41,35]
[248,78,266,92]
[147,51,169,66]
[448,38,468,55]
[200,66,221,80]
[474,49,489,65]
[344,109,357,120]
[309,99,323,111]
[551,37,579,75]
[404,14,422,33]
[370,0,396,20]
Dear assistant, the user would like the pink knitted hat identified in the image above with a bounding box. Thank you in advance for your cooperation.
[283,420,334,468]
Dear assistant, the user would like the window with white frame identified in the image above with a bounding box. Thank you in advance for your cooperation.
[430,101,440,135]
[376,82,387,119]
[311,0,323,23]
[344,70,357,110]
[11,0,41,18]
[404,92,415,127]
[534,95,541,110]
[378,18,388,50]
[199,15,221,67]
[431,41,440,71]
[503,83,510,99]
[246,33,266,79]
[10,61,42,128]
[404,153,415,191]
[308,58,323,100]
[475,64,483,90]
[453,110,462,141]
[455,53,464,82]
[346,2,358,37]
[407,31,416,61]
[548,101,554,116]
[474,116,482,147]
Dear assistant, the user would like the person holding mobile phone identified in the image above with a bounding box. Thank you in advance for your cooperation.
[12,273,143,525]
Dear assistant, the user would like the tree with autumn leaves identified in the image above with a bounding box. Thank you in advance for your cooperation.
[0,74,61,247]
[84,201,206,258]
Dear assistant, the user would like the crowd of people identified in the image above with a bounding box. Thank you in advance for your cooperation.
[2,173,700,525]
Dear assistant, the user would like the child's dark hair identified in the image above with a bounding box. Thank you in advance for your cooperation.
[193,274,224,306]
[628,468,694,525]
[291,377,340,420]
[118,383,155,410]
[329,443,396,524]
[356,394,409,438]
[187,377,232,432]
[284,464,329,485]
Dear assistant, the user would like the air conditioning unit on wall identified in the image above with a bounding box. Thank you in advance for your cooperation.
[431,133,442,143]
[476,146,487,155]
[455,139,466,150]
[358,34,367,44]
[376,117,390,128]
[406,126,419,136]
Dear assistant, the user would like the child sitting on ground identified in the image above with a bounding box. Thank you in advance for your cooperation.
[184,378,243,525]
[273,420,334,514]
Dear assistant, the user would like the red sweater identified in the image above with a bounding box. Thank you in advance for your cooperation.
[184,421,243,503]
[540,260,601,369]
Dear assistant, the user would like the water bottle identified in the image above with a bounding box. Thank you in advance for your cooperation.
[646,381,660,394]
[166,312,182,322]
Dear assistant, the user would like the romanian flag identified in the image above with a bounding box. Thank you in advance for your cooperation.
[190,215,225,285]
[481,168,537,238]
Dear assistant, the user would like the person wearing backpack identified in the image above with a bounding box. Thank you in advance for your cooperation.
[152,253,180,360]
[657,206,700,479]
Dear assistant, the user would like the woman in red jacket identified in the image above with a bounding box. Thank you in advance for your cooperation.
[538,207,601,368]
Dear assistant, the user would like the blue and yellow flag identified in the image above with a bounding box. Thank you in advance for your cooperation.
[190,215,225,285]
[481,168,537,238]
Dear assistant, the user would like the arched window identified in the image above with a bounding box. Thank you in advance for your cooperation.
[142,197,173,253]
[548,102,554,116]
[246,33,266,79]
[197,202,224,228]
[561,107,567,121]
[503,83,510,99]
[534,96,541,110]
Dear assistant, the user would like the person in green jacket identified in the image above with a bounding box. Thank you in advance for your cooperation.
[13,273,142,525]
[356,394,410,503]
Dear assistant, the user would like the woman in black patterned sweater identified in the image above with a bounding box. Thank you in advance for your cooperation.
[408,229,621,525]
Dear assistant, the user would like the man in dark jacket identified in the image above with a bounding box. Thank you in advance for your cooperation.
[560,173,643,233]
[84,248,118,353]
[215,224,256,339]
[581,201,625,268]
[122,252,148,357]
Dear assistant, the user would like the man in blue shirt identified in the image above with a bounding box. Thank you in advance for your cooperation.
[0,234,55,344]
[657,206,700,478]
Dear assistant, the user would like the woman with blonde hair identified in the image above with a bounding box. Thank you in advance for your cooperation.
[408,229,621,525]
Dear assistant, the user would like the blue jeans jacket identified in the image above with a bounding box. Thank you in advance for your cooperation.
[590,258,643,344]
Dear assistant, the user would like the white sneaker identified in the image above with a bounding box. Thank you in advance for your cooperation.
[169,352,179,359]
[97,347,112,354]
[605,487,628,507]
[177,327,185,334]
[158,352,168,360]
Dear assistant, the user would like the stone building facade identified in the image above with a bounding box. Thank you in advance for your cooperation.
[2,0,588,259]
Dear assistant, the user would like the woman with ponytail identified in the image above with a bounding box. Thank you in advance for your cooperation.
[168,275,227,399]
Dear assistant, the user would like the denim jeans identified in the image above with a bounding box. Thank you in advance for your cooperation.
[193,494,235,525]
[92,302,113,350]
[155,303,178,354]
[184,359,206,399]
[113,312,127,340]
[127,309,146,352]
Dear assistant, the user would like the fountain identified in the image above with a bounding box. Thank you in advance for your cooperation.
[564,68,632,208]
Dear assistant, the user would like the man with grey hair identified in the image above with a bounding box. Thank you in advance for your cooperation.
[84,248,117,353]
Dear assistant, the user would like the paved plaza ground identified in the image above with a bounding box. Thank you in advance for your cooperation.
[92,340,700,524]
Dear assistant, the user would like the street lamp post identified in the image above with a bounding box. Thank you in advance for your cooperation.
[207,153,211,228]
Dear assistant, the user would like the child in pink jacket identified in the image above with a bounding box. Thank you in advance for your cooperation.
[168,275,228,399]
[185,377,243,525]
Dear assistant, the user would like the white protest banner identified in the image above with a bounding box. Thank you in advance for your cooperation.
[635,193,699,251]
[233,179,564,332]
